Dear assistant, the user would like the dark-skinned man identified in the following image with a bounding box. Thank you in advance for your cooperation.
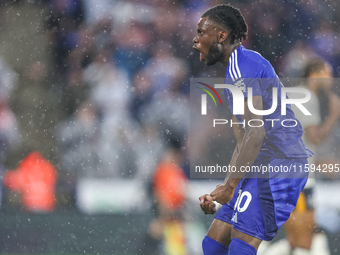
[193,4,313,255]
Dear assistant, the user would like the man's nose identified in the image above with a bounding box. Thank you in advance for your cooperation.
[193,36,198,43]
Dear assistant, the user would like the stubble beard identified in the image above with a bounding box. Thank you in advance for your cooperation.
[206,42,222,66]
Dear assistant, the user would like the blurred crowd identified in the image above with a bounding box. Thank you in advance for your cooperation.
[0,0,339,210]
[47,0,340,180]
[0,0,338,254]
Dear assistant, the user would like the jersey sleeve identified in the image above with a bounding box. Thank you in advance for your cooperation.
[239,62,265,98]
[241,77,262,98]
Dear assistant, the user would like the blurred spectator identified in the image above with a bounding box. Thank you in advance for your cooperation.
[83,49,130,119]
[143,42,188,93]
[0,57,18,104]
[0,101,20,164]
[286,58,340,255]
[132,124,164,182]
[97,112,139,179]
[150,143,188,255]
[46,0,84,79]
[310,20,339,71]
[129,69,153,124]
[114,22,152,77]
[282,41,317,78]
[141,88,189,148]
[4,151,57,212]
[82,0,115,26]
[0,56,20,189]
[57,99,147,180]
[57,101,102,178]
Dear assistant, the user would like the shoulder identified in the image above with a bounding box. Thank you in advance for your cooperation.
[237,46,276,78]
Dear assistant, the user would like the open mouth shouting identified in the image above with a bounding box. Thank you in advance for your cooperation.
[193,45,203,61]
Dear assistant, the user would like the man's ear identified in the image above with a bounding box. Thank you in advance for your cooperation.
[218,30,228,44]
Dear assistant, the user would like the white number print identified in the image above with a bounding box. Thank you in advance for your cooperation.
[234,191,252,213]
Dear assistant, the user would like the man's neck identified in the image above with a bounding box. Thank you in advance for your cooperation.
[221,42,241,67]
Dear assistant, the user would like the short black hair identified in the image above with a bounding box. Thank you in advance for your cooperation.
[303,58,328,78]
[202,4,248,44]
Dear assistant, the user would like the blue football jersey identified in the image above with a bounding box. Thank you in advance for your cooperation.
[224,45,313,159]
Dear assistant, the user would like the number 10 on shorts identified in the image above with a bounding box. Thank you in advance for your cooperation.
[234,190,253,212]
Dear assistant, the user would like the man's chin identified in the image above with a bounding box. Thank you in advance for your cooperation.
[200,55,218,66]
[205,59,218,66]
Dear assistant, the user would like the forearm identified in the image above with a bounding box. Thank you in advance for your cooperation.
[223,144,240,183]
[224,116,245,182]
[224,128,265,188]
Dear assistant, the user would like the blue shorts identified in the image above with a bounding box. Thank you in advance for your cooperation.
[215,154,308,241]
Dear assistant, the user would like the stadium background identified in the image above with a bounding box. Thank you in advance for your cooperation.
[0,0,338,254]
